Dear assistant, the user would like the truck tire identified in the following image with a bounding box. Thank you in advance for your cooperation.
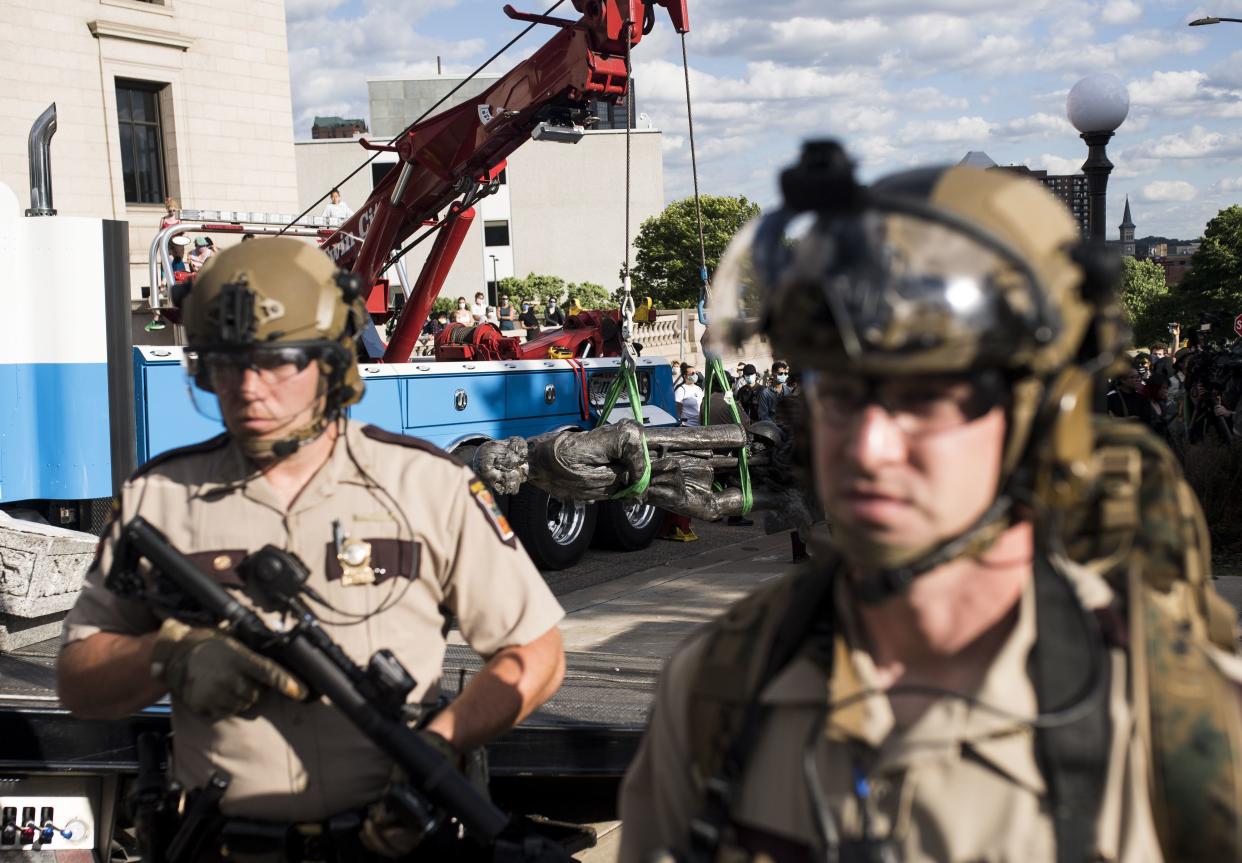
[509,484,597,570]
[592,500,662,551]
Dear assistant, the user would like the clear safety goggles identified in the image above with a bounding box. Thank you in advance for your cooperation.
[184,345,324,387]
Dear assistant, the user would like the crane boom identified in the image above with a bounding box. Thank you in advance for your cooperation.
[319,0,689,362]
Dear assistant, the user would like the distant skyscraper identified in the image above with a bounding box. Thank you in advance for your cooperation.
[958,152,1090,237]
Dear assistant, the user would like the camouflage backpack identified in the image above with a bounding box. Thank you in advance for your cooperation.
[685,417,1242,863]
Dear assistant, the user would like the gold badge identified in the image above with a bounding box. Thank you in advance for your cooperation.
[212,554,232,571]
[338,538,375,586]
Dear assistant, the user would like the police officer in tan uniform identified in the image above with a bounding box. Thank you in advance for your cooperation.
[56,238,566,857]
[619,144,1242,862]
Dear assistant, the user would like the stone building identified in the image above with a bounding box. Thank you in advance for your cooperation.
[959,152,1091,237]
[0,0,300,333]
[312,116,368,139]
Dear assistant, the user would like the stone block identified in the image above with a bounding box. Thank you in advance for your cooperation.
[0,612,66,653]
[0,513,96,650]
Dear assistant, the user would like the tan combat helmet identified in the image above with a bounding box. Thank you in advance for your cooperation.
[179,237,369,458]
[710,141,1125,593]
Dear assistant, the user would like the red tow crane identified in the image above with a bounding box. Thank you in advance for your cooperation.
[321,0,690,364]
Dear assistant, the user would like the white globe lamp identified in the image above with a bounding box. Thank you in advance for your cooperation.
[1066,73,1130,134]
[1066,74,1129,244]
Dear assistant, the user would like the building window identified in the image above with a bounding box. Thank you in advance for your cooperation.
[484,220,510,247]
[116,78,167,204]
[372,161,397,188]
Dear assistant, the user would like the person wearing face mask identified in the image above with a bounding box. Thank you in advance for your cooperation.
[452,296,473,325]
[674,365,704,426]
[544,298,566,328]
[519,301,541,339]
[470,292,488,323]
[757,360,791,422]
[734,363,762,422]
[497,294,518,331]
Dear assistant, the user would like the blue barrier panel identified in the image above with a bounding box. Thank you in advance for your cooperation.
[134,359,224,465]
[0,363,112,502]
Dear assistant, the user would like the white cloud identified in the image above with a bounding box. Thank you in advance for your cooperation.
[661,134,686,153]
[1140,181,1199,202]
[1100,0,1142,25]
[1033,31,1204,74]
[1028,154,1085,175]
[1112,156,1162,179]
[895,88,970,112]
[997,112,1072,140]
[1128,71,1207,107]
[285,0,347,23]
[899,116,994,145]
[1133,126,1242,159]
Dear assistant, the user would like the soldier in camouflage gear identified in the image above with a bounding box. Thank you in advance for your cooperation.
[619,142,1242,863]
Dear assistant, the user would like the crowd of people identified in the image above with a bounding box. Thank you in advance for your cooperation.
[671,358,799,428]
[1106,341,1239,449]
[422,293,588,340]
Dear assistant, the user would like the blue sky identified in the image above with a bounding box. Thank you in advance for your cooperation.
[286,0,1242,240]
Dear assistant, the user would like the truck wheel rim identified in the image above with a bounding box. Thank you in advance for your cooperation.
[547,497,587,545]
[622,501,657,530]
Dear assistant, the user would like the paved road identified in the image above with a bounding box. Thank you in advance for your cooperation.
[539,518,780,598]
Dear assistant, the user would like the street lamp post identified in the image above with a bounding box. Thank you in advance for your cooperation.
[1189,16,1242,25]
[488,254,499,305]
[1067,74,1130,246]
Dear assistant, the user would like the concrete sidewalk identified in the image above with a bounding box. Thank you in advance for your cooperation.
[555,530,800,658]
[549,531,801,863]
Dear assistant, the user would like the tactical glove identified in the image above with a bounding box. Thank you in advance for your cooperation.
[150,618,308,721]
[359,729,459,858]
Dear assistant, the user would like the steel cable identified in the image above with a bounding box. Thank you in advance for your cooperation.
[280,0,569,236]
[680,32,710,322]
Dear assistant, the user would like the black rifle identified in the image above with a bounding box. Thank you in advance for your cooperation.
[106,516,586,862]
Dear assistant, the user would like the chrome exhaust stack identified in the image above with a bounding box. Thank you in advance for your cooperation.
[26,103,57,217]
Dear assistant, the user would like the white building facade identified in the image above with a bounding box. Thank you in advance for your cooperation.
[0,0,300,333]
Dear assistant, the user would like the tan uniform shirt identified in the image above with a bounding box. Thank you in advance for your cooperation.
[619,564,1165,863]
[64,421,563,821]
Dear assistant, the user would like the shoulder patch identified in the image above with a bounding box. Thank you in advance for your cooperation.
[361,425,465,467]
[131,433,231,480]
[469,478,517,548]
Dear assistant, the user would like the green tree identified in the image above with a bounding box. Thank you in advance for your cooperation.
[1118,257,1170,348]
[566,281,614,310]
[1170,205,1242,333]
[430,296,457,317]
[630,195,762,307]
[496,273,573,308]
[495,275,618,311]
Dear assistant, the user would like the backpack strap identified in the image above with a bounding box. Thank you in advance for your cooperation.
[685,564,838,862]
[1030,554,1113,863]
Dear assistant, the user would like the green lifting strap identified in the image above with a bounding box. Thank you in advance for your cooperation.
[702,356,754,516]
[594,360,653,499]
